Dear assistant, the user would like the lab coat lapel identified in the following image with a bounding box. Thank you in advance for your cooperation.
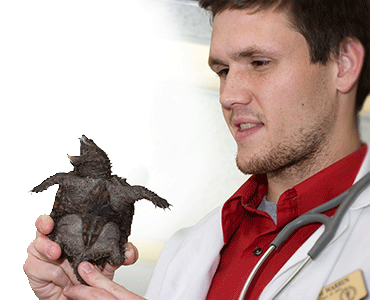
[145,206,224,300]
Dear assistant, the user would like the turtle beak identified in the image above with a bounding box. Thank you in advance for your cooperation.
[80,135,93,146]
[80,135,88,144]
[68,154,76,163]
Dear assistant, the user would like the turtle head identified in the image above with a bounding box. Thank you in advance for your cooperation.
[69,135,112,179]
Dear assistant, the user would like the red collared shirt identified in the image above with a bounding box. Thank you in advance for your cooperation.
[206,144,367,300]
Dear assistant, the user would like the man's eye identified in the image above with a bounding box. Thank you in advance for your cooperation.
[251,60,271,68]
[217,68,229,77]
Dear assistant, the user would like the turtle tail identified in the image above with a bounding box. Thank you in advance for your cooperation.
[72,258,89,285]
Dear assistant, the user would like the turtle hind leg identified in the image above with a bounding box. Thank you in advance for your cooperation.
[82,222,125,268]
[50,214,88,284]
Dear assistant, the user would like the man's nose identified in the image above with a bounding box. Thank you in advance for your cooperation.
[219,71,253,108]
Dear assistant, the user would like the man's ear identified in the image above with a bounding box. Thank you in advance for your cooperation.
[336,38,365,94]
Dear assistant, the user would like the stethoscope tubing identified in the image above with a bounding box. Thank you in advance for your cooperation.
[237,245,275,300]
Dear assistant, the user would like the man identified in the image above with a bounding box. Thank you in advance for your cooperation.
[24,0,370,299]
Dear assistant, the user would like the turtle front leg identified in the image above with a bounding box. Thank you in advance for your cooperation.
[31,173,70,193]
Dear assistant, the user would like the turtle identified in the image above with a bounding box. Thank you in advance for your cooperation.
[31,135,171,284]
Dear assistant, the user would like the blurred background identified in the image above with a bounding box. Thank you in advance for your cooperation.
[1,0,369,297]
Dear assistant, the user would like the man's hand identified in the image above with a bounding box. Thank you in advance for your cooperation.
[63,262,146,299]
[23,215,139,300]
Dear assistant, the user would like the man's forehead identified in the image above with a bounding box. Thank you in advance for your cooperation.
[211,7,292,38]
[209,8,296,60]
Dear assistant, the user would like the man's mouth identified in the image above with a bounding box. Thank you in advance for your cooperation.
[239,123,261,130]
[233,119,264,142]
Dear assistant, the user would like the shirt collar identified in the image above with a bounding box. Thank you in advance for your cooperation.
[292,143,368,216]
[221,143,368,244]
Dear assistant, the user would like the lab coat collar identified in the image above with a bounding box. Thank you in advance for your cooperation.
[351,142,370,209]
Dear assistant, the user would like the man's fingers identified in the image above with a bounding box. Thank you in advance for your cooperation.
[26,233,81,285]
[32,214,61,262]
[122,242,139,266]
[58,257,82,285]
[35,214,54,235]
[24,255,72,289]
[63,262,145,300]
[63,262,120,300]
[98,242,139,280]
[31,235,62,261]
[100,262,119,280]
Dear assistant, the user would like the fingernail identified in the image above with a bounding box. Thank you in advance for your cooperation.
[81,262,93,274]
[38,220,44,233]
[45,245,56,258]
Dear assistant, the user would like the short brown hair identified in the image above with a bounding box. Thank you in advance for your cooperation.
[199,0,370,112]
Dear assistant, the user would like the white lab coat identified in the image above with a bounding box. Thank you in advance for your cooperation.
[145,145,370,300]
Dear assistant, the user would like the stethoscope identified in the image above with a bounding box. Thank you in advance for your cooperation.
[238,171,370,300]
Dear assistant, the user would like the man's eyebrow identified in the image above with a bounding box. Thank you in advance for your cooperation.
[209,47,278,68]
[233,47,263,59]
[208,57,225,69]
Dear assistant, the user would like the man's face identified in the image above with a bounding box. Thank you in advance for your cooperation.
[209,8,339,176]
